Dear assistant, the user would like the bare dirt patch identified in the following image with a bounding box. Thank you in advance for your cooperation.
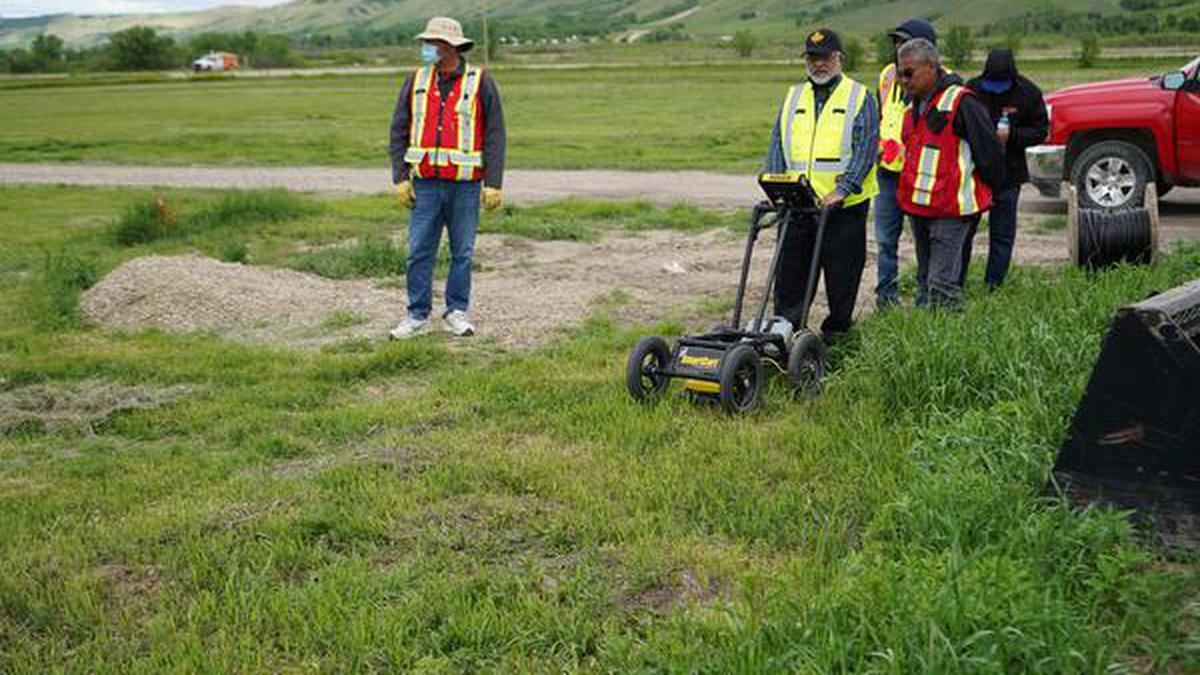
[81,221,1069,351]
[0,379,192,434]
[620,569,732,616]
[97,562,162,603]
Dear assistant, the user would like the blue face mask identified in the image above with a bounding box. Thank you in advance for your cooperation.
[421,43,441,65]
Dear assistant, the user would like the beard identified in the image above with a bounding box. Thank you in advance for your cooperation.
[807,69,836,85]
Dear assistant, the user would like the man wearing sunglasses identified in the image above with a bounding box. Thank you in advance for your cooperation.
[895,38,1004,308]
[764,29,879,341]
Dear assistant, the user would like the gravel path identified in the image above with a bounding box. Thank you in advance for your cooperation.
[3,163,1199,233]
[0,163,752,209]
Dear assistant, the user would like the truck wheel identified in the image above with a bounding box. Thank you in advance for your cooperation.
[1071,140,1153,211]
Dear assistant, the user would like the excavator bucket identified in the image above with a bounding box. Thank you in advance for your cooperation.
[1052,279,1200,551]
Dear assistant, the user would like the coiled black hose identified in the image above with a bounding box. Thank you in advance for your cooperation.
[1077,207,1154,268]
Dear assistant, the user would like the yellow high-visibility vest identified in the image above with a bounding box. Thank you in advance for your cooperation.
[878,63,907,173]
[778,75,879,207]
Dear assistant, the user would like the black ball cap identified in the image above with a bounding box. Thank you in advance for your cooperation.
[805,28,843,56]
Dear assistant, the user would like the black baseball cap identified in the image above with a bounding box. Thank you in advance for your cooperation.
[805,28,843,56]
[889,18,937,46]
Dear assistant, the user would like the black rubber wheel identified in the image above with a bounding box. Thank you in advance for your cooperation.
[1071,140,1153,211]
[626,336,671,402]
[717,344,763,414]
[787,330,827,398]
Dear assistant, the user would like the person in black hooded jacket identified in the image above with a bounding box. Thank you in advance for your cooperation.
[960,48,1048,290]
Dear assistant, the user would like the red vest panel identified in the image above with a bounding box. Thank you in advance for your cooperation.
[897,84,993,218]
[405,66,485,183]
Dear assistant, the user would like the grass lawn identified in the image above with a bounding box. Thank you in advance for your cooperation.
[1,185,1198,671]
[0,57,1185,173]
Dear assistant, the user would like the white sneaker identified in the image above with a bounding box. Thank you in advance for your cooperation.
[443,310,475,337]
[388,317,428,340]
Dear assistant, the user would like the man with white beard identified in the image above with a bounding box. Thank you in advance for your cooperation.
[764,28,879,342]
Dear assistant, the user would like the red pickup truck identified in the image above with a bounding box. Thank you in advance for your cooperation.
[1027,54,1200,210]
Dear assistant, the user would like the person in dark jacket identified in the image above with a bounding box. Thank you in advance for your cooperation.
[960,48,1048,290]
[895,39,1005,308]
[387,17,507,339]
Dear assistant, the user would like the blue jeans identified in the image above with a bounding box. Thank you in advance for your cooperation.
[406,179,481,320]
[873,169,905,306]
[960,185,1020,290]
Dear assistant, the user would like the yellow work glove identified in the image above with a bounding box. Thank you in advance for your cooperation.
[395,180,416,209]
[481,187,503,212]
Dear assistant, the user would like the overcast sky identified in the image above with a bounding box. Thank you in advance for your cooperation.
[0,1,291,18]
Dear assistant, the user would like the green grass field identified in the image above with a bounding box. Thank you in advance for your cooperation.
[2,185,1198,671]
[0,57,1186,173]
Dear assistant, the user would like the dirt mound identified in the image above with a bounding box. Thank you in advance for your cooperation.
[0,379,192,434]
[80,230,776,350]
[81,255,399,350]
[80,222,1069,351]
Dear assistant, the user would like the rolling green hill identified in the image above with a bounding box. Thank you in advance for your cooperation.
[1,0,1196,49]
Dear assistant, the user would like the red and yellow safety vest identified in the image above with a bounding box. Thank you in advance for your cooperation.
[404,65,485,182]
[877,63,907,173]
[897,84,993,218]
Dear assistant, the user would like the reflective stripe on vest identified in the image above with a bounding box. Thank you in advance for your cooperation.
[405,65,485,182]
[957,139,978,215]
[878,64,907,172]
[404,66,437,165]
[912,145,940,206]
[454,68,483,181]
[778,76,879,207]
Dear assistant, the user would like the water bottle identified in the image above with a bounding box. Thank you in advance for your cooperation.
[997,112,1011,135]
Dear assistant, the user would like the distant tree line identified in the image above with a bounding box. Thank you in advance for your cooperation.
[977,6,1200,38]
[0,26,296,74]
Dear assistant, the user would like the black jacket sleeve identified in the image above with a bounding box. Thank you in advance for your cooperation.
[387,73,415,185]
[953,93,1006,190]
[479,72,507,190]
[1010,80,1048,152]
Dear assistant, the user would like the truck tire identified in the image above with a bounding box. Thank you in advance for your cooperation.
[1071,140,1153,211]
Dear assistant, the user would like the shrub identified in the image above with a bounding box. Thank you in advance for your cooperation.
[874,33,894,66]
[111,190,316,247]
[732,30,756,58]
[112,196,176,246]
[108,26,178,71]
[944,25,975,69]
[842,37,865,71]
[1078,33,1101,68]
[217,240,249,263]
[188,189,316,231]
[34,252,99,327]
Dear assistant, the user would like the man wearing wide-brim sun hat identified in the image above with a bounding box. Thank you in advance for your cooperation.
[387,17,507,340]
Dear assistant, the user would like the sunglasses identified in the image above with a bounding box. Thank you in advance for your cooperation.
[898,67,923,80]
